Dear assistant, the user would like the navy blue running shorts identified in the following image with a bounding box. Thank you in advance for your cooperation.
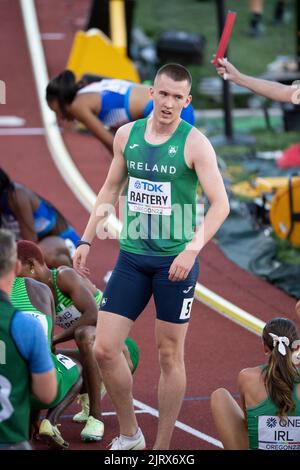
[100,250,199,324]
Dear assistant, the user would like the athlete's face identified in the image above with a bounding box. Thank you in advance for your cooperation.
[150,74,192,125]
[47,99,73,121]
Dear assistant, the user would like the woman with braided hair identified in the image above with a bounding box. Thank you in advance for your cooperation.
[210,317,300,450]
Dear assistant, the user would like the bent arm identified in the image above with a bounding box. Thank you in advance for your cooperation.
[52,268,98,344]
[12,188,38,242]
[216,58,294,103]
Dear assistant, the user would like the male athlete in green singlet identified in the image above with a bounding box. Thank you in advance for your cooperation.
[74,63,230,450]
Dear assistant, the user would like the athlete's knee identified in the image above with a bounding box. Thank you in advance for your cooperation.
[93,341,119,366]
[158,343,184,374]
[74,325,95,348]
[210,388,230,410]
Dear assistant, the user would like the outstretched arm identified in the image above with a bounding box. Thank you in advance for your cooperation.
[216,58,295,104]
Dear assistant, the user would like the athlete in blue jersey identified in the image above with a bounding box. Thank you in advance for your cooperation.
[0,167,79,267]
[46,69,195,152]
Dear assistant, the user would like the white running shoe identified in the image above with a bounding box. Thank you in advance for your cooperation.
[109,428,146,450]
[80,416,104,442]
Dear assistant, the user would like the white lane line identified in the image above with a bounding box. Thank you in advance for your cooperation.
[20,0,96,213]
[0,116,25,127]
[133,399,223,448]
[195,284,265,336]
[0,127,45,135]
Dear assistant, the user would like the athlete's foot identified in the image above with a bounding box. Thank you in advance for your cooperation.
[109,428,146,450]
[80,416,104,442]
[39,419,69,449]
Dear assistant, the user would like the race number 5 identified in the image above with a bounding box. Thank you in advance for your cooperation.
[179,298,194,320]
[0,375,14,422]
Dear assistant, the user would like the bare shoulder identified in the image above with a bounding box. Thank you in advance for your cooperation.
[25,277,51,296]
[25,278,52,305]
[56,265,77,280]
[185,126,216,165]
[238,366,262,387]
[114,121,135,150]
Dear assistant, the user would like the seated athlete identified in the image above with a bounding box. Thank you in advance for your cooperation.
[11,276,83,449]
[210,317,300,450]
[16,240,139,442]
[0,168,80,267]
[46,70,195,152]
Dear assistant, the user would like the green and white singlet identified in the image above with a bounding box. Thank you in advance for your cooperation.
[120,118,198,255]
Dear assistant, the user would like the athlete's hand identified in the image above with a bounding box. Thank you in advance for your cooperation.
[214,57,241,83]
[168,250,198,282]
[73,244,90,273]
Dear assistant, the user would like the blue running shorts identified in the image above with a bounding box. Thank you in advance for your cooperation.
[100,250,199,324]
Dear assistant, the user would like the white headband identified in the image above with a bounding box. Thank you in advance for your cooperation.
[269,333,290,356]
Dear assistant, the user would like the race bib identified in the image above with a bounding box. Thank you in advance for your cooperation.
[56,353,76,370]
[258,415,300,450]
[55,304,81,329]
[128,177,171,216]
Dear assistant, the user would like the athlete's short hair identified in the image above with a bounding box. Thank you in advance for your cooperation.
[155,63,192,91]
[17,240,45,266]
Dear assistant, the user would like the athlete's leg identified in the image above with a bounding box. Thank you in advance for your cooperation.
[210,388,248,450]
[152,256,199,449]
[74,325,102,422]
[154,320,189,450]
[94,312,137,436]
[46,362,83,425]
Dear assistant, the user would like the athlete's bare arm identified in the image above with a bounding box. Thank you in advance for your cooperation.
[52,267,99,345]
[10,187,38,242]
[168,129,229,281]
[73,123,133,271]
[70,99,114,152]
[188,128,230,250]
[216,58,295,103]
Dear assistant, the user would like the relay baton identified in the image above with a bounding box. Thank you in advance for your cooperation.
[212,11,237,66]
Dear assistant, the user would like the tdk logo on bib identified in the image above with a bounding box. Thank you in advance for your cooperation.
[128,176,171,215]
[135,181,163,193]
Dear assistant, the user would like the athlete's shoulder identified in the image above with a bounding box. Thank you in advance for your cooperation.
[25,277,52,301]
[238,366,262,387]
[114,121,136,147]
[56,266,81,289]
[186,125,212,145]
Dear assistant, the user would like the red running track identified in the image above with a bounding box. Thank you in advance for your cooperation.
[0,0,297,450]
